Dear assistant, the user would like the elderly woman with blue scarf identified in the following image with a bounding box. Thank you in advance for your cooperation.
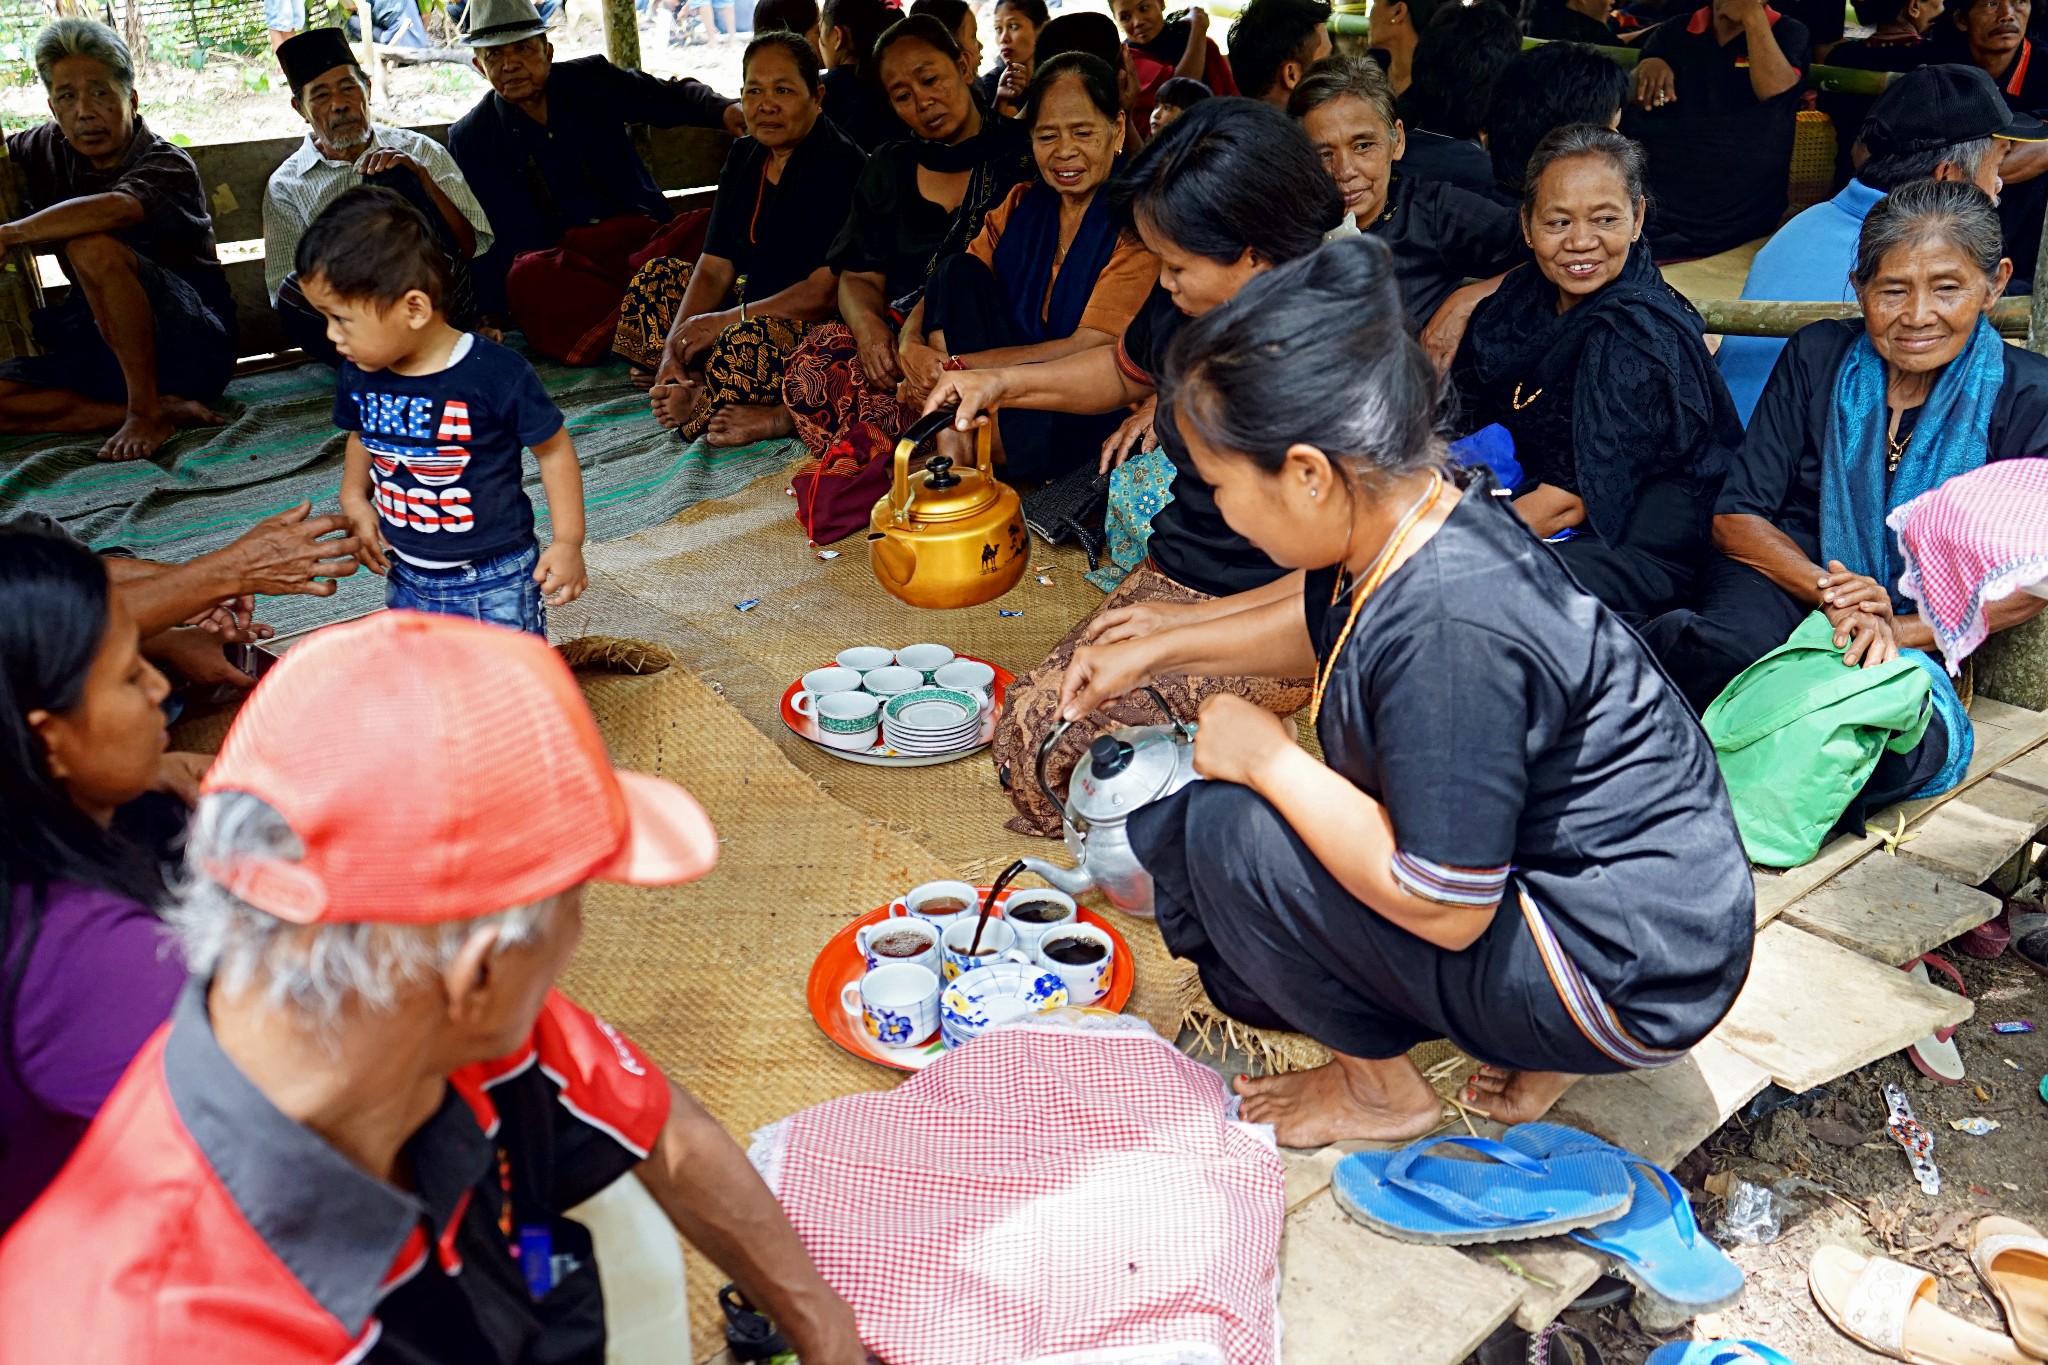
[891,51,1160,481]
[1646,179,2048,800]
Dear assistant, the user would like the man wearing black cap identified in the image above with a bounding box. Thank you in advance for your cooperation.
[447,0,744,363]
[264,28,494,366]
[1715,64,2046,420]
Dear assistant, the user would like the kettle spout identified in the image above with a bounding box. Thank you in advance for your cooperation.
[1019,855,1095,899]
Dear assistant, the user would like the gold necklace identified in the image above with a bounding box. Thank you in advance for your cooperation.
[1308,472,1446,726]
[1886,426,1910,474]
[1512,382,1543,411]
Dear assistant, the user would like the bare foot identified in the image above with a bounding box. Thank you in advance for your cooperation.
[628,365,657,392]
[162,395,227,429]
[98,407,177,462]
[1233,1052,1445,1148]
[704,402,795,447]
[1462,1066,1581,1124]
[650,377,701,429]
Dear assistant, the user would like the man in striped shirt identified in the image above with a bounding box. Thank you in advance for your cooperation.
[264,27,494,366]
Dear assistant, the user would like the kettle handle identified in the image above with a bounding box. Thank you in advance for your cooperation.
[888,408,996,518]
[1033,684,1189,819]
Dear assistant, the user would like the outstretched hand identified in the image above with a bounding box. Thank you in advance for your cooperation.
[1057,638,1158,722]
[226,501,362,597]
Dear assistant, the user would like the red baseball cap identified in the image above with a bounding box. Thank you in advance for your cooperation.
[200,611,719,924]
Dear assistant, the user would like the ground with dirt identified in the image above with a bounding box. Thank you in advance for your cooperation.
[1529,936,2048,1364]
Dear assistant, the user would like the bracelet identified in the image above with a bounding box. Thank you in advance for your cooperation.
[941,355,965,372]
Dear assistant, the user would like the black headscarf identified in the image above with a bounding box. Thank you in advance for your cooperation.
[1456,241,1741,542]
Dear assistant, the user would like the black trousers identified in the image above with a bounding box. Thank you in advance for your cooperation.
[1548,476,1710,627]
[1640,550,1811,715]
[1128,780,1627,1075]
[924,252,1123,483]
[273,166,478,367]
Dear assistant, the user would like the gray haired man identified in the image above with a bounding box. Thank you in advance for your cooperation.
[0,611,866,1365]
[0,19,235,461]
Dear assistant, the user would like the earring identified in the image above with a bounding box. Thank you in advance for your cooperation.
[1309,488,1318,498]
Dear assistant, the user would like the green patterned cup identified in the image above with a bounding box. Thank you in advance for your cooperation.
[815,690,880,751]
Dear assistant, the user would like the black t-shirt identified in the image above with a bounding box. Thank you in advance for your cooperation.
[1527,4,1619,42]
[1395,129,1498,198]
[334,335,566,566]
[703,119,866,302]
[1302,486,1754,1046]
[1625,7,1812,257]
[1718,318,2048,550]
[1364,174,1526,328]
[827,124,1034,310]
[1114,287,1288,598]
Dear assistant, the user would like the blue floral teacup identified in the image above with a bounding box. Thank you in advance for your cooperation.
[841,962,940,1048]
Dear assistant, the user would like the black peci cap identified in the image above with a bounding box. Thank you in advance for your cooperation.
[276,27,362,95]
[1861,63,2048,158]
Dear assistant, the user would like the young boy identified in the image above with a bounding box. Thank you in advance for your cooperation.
[299,186,585,637]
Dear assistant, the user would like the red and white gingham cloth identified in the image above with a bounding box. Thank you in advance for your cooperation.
[1890,459,2048,673]
[751,1024,1285,1365]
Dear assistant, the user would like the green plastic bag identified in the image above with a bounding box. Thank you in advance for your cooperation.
[1702,611,1933,867]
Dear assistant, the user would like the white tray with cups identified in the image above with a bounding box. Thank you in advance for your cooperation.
[778,644,1013,767]
[806,879,1136,1071]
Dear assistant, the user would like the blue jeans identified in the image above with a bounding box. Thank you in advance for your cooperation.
[386,542,546,638]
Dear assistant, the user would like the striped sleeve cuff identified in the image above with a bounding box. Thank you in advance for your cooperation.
[1390,850,1510,907]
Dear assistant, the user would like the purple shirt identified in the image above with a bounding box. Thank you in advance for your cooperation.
[0,881,185,1230]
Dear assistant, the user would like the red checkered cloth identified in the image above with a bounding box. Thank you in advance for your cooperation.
[751,1024,1285,1365]
[1889,459,2048,672]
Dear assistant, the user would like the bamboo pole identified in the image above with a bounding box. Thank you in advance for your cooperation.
[1325,24,1901,95]
[604,0,642,71]
[2032,199,2048,355]
[1696,296,2031,339]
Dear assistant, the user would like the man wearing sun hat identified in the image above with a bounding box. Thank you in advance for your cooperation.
[448,0,744,361]
[0,611,864,1365]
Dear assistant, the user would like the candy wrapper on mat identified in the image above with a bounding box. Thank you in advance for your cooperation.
[749,1022,1285,1365]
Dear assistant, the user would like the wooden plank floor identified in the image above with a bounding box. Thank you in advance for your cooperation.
[1781,853,2000,965]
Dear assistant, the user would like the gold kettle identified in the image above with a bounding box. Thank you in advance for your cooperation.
[868,408,1028,610]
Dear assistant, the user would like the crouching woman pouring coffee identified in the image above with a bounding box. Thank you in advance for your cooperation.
[1059,235,1756,1146]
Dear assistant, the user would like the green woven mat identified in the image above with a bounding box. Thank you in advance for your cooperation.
[0,350,803,637]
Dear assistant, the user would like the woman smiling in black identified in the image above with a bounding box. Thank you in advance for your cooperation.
[1452,126,1742,623]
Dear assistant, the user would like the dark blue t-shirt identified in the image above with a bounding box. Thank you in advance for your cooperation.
[334,336,565,566]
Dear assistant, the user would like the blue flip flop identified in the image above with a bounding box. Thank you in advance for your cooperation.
[1330,1133,1635,1245]
[1503,1123,1746,1318]
[1645,1341,1796,1365]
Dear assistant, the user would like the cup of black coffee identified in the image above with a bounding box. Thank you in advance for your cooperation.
[1002,888,1076,955]
[1034,923,1114,1006]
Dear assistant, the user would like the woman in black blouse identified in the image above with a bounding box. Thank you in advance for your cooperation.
[614,32,867,446]
[1452,126,1742,622]
[1645,179,2048,714]
[1287,56,1524,338]
[920,99,1342,834]
[781,14,1034,462]
[1061,235,1753,1146]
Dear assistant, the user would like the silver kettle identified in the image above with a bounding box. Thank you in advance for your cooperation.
[1019,687,1200,918]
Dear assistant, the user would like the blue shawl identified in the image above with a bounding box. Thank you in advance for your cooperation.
[1819,315,2003,796]
[988,180,1122,345]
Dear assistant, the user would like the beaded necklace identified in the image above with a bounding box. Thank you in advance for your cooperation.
[1306,471,1446,726]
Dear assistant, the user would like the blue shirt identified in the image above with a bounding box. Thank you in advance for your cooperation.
[334,335,565,567]
[1717,178,1883,423]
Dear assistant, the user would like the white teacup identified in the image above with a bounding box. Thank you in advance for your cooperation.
[1001,888,1077,956]
[890,879,984,931]
[791,666,863,716]
[1034,923,1115,1007]
[814,690,880,751]
[861,665,923,699]
[835,645,895,673]
[933,659,996,709]
[856,918,942,976]
[841,962,940,1048]
[894,642,955,680]
[939,916,1031,982]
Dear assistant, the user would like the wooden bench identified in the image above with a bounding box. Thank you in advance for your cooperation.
[3,121,734,363]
